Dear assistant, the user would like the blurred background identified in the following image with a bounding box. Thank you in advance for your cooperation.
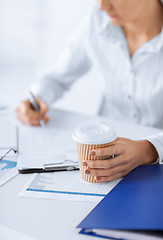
[0,0,104,116]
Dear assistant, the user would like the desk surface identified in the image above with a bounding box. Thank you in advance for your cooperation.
[0,108,162,240]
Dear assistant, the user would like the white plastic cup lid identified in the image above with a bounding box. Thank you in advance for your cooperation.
[72,122,117,145]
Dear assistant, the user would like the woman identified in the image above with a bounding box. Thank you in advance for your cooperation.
[16,0,163,182]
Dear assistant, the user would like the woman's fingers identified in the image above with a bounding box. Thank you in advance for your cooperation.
[82,137,158,182]
[16,98,49,126]
[90,143,123,157]
[17,110,49,126]
[83,155,126,169]
[35,97,49,116]
[16,110,39,126]
[95,172,127,182]
[85,161,129,178]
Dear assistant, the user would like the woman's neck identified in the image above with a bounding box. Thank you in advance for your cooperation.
[122,1,163,57]
[123,1,163,41]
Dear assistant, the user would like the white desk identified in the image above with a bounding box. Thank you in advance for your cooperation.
[0,109,162,240]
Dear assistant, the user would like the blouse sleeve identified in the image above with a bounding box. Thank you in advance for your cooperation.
[146,133,163,164]
[30,10,94,105]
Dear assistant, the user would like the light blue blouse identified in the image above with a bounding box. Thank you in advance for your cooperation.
[31,5,163,163]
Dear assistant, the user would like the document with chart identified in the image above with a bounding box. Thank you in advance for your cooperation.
[19,171,122,202]
[0,119,19,186]
[0,158,18,185]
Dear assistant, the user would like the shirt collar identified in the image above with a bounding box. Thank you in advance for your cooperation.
[98,13,124,48]
[144,27,163,53]
[99,14,163,53]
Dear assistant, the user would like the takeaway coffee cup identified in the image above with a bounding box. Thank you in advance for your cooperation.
[72,122,117,183]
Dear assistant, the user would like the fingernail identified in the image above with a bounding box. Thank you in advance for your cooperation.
[96,176,101,180]
[45,117,49,123]
[90,151,96,156]
[83,162,88,166]
[85,170,90,175]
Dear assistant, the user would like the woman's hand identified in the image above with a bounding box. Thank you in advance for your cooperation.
[16,97,49,126]
[83,138,158,182]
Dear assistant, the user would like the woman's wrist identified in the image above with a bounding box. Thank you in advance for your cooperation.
[140,140,158,165]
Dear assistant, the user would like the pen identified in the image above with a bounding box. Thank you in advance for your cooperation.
[28,91,45,127]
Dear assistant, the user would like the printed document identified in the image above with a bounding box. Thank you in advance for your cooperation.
[19,171,122,202]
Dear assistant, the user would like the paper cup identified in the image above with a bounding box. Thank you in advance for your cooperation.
[72,122,117,183]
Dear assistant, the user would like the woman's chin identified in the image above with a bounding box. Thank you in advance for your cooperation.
[107,15,124,26]
[111,19,123,26]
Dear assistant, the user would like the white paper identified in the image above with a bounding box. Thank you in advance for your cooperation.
[0,224,36,240]
[90,229,163,240]
[18,127,78,170]
[19,171,122,202]
[0,119,18,150]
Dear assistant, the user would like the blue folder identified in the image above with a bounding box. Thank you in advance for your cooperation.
[77,165,163,239]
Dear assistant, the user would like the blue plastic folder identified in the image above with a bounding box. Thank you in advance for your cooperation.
[77,165,163,239]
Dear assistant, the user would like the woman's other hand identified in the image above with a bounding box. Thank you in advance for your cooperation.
[83,138,158,182]
[16,97,49,126]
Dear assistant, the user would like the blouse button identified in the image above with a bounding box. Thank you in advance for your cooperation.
[128,95,132,100]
